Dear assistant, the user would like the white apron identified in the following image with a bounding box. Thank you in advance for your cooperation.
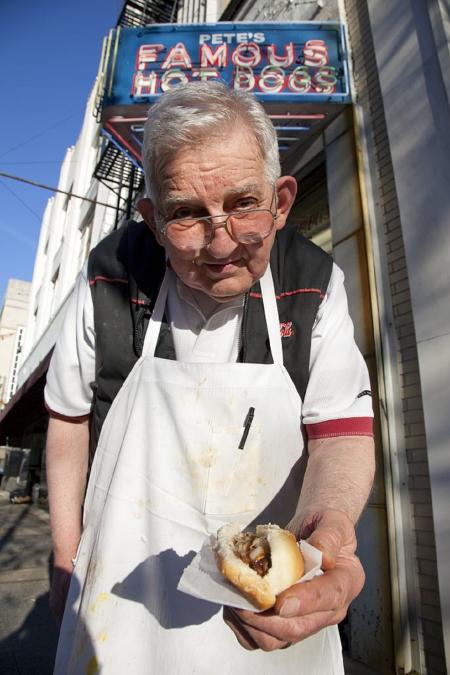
[55,266,344,675]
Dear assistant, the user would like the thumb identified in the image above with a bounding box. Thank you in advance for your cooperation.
[307,526,340,570]
[303,510,355,570]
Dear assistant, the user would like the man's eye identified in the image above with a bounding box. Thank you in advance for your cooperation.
[172,208,195,220]
[235,198,258,210]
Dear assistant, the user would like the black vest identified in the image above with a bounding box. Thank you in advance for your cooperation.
[87,220,332,455]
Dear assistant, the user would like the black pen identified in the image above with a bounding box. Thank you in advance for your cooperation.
[238,407,255,450]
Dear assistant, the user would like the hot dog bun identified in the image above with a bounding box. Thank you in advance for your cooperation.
[214,522,304,610]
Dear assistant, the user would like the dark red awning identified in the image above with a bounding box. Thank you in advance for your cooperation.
[0,351,52,443]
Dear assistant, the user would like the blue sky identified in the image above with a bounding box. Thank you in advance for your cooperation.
[0,0,124,304]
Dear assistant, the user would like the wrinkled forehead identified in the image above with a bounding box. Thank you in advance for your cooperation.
[152,125,268,203]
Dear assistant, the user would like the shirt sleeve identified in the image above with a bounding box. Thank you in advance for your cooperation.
[44,264,96,418]
[302,263,374,439]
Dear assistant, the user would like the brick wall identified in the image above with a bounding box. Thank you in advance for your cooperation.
[343,2,446,674]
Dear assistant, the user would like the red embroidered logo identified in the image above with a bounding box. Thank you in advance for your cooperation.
[280,321,294,337]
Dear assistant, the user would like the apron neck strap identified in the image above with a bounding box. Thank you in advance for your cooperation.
[142,265,283,365]
[142,268,171,357]
[259,265,283,365]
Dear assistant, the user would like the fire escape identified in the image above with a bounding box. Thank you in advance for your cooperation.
[93,0,180,226]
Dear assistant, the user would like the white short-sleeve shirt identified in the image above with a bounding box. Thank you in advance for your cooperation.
[45,263,373,438]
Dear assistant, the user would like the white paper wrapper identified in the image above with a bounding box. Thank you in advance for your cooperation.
[177,535,323,612]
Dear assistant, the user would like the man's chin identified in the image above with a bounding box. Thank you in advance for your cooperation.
[210,290,246,303]
[175,266,258,302]
[197,277,252,302]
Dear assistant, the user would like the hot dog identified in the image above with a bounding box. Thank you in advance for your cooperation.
[214,522,304,610]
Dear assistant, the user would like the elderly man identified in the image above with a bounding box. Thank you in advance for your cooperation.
[46,82,374,673]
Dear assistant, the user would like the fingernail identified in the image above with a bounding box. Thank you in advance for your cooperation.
[279,597,300,618]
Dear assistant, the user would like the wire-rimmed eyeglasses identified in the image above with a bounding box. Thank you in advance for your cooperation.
[159,188,278,251]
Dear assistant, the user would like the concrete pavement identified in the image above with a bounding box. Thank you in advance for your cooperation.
[0,491,58,674]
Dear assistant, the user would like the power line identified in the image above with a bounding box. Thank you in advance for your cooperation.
[0,113,77,160]
[0,180,42,221]
[0,171,119,210]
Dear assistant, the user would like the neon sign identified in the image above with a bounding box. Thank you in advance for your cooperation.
[131,37,339,96]
[103,23,349,105]
[99,22,350,165]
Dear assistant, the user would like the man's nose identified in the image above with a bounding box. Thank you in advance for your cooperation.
[205,220,238,257]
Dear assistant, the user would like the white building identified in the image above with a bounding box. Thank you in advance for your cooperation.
[18,86,120,390]
[0,279,30,408]
[0,67,141,488]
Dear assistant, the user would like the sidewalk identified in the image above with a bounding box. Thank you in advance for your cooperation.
[0,491,59,674]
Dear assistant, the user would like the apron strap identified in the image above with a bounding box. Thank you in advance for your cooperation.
[142,268,171,357]
[260,265,284,366]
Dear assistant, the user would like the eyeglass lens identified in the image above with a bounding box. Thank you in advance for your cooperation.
[166,209,274,250]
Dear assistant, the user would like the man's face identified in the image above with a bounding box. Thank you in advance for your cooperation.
[139,129,297,301]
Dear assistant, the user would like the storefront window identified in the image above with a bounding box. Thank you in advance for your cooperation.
[287,161,332,254]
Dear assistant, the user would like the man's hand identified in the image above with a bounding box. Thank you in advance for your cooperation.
[223,510,365,651]
[50,563,73,625]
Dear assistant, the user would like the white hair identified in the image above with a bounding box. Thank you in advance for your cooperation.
[141,81,281,210]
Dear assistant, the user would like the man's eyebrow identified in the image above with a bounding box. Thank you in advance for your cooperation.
[162,184,265,211]
[163,195,197,210]
[226,184,264,198]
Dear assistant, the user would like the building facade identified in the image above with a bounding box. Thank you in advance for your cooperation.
[0,77,138,492]
[18,87,119,392]
[1,1,449,673]
[0,279,30,410]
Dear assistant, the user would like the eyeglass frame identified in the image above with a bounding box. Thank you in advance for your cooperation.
[156,186,279,247]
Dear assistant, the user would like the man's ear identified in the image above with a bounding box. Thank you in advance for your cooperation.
[137,198,163,245]
[274,176,298,230]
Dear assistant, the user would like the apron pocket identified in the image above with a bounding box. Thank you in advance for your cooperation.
[203,425,261,516]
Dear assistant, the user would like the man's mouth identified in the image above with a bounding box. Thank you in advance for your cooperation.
[201,259,242,277]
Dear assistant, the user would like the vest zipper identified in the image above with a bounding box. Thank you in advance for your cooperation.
[239,292,249,362]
